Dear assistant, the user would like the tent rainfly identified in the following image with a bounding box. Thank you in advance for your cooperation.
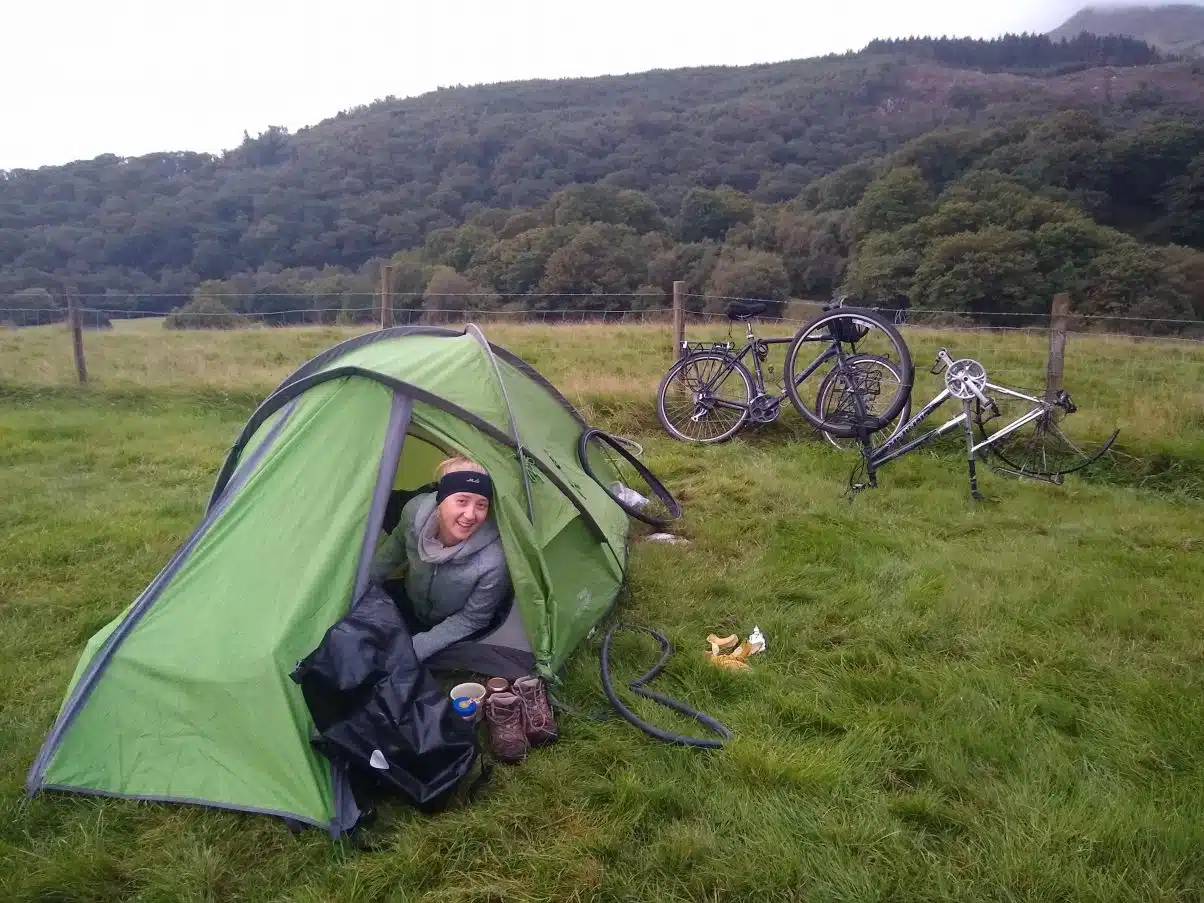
[26,325,632,835]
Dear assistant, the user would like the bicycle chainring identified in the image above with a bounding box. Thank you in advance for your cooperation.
[945,358,988,400]
[749,393,782,424]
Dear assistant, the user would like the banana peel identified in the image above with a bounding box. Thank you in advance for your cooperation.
[703,632,765,671]
[705,652,750,671]
[706,633,740,656]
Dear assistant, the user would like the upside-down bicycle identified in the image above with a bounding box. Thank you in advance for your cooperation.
[847,347,1120,499]
[655,299,915,446]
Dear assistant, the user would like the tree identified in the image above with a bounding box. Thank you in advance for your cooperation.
[1030,218,1117,297]
[910,227,1047,319]
[388,252,435,316]
[1157,154,1204,248]
[1,287,62,327]
[851,167,934,239]
[535,225,650,308]
[647,242,723,311]
[841,227,925,300]
[422,266,493,322]
[546,184,666,233]
[1163,245,1204,324]
[801,162,877,212]
[1101,120,1204,225]
[499,212,541,239]
[631,284,667,311]
[1078,240,1196,328]
[888,127,995,192]
[423,225,495,272]
[676,187,755,243]
[704,247,790,315]
[164,297,248,330]
[772,209,852,299]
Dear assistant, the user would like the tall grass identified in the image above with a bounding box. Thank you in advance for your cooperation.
[2,321,1203,901]
[3,320,1201,451]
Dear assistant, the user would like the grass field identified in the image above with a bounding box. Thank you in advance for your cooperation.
[2,321,1203,902]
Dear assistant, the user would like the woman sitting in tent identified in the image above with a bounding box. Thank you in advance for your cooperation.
[369,456,511,663]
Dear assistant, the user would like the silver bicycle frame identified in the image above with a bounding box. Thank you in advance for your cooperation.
[869,381,1050,470]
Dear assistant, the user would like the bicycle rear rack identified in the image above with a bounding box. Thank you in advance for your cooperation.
[680,340,735,354]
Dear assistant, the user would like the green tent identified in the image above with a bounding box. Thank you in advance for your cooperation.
[26,325,631,835]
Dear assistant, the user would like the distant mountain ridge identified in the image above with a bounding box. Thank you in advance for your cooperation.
[1050,4,1204,56]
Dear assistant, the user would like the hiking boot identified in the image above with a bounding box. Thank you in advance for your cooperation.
[484,691,528,764]
[512,676,558,746]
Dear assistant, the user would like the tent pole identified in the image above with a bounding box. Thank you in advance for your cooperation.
[464,323,536,524]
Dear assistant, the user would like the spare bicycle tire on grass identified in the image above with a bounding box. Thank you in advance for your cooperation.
[578,428,682,528]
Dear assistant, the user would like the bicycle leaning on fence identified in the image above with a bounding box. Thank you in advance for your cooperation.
[845,347,1120,499]
[655,298,915,446]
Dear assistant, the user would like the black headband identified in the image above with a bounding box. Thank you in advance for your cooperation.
[436,470,493,504]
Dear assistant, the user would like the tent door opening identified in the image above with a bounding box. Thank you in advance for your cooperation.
[367,421,536,681]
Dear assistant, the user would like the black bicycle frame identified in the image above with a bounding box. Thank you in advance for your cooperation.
[693,333,838,406]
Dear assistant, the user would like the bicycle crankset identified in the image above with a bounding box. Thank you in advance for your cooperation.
[944,357,988,400]
[749,394,782,424]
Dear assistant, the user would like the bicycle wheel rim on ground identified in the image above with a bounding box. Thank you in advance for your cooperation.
[784,307,914,439]
[816,354,911,451]
[973,390,1119,481]
[578,428,682,527]
[656,351,753,444]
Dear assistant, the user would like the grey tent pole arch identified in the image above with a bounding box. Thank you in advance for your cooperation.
[466,323,536,525]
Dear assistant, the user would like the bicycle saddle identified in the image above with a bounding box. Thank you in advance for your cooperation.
[724,299,767,321]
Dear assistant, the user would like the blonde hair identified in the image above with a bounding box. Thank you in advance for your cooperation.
[435,455,488,481]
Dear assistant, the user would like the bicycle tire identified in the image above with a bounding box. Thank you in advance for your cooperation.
[784,307,914,439]
[816,353,911,451]
[656,351,754,444]
[972,394,1119,481]
[578,428,683,527]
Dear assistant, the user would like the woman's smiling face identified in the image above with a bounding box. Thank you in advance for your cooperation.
[436,491,490,544]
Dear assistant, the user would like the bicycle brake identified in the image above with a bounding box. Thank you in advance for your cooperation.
[976,398,1001,423]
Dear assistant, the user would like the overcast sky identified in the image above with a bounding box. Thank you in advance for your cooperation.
[2,0,1095,171]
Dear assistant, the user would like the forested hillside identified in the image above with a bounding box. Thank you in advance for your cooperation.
[1051,4,1204,57]
[2,33,1203,330]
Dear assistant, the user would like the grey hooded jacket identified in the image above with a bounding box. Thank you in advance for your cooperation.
[367,492,511,662]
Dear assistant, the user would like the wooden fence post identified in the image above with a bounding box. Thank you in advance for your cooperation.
[1045,293,1070,403]
[672,280,685,359]
[380,264,394,329]
[67,293,88,385]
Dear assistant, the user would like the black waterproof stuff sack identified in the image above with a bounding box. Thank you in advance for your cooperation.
[290,585,479,812]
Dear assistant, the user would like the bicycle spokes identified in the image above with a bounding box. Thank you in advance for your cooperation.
[657,351,753,444]
[783,307,914,440]
[817,353,910,452]
[974,387,1119,482]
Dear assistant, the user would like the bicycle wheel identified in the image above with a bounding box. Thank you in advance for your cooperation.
[973,388,1119,482]
[656,351,754,444]
[784,306,913,439]
[816,354,911,451]
[578,428,682,527]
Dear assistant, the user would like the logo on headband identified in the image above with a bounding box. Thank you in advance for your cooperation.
[436,470,493,504]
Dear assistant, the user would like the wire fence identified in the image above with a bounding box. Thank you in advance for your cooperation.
[3,296,1202,343]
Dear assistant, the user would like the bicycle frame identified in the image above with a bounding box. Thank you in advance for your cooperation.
[681,319,838,407]
[858,349,1060,498]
